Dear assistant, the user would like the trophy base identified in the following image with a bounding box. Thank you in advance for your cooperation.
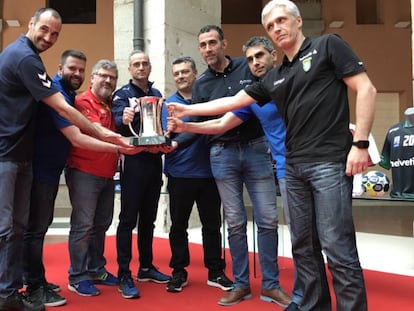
[129,136,171,146]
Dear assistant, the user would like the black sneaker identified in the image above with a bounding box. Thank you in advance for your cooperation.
[23,282,60,293]
[45,282,61,293]
[207,271,233,291]
[26,286,67,307]
[166,271,188,293]
[0,292,45,311]
[284,302,301,311]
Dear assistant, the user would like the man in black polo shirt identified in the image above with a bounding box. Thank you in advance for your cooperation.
[167,1,377,311]
[173,25,290,307]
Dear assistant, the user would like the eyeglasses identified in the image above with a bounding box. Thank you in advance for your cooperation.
[94,72,117,81]
[130,61,150,68]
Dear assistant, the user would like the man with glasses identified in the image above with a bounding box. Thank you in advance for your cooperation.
[23,49,140,307]
[112,50,172,299]
[65,60,123,297]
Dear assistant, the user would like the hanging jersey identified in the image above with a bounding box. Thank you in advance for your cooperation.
[379,121,414,199]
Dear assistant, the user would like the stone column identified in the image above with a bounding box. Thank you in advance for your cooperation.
[113,0,221,232]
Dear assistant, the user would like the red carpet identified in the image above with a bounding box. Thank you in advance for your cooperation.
[43,235,414,310]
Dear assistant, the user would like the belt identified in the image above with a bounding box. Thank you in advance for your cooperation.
[212,135,266,147]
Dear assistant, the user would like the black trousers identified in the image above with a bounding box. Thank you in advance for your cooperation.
[167,176,225,275]
[116,153,162,278]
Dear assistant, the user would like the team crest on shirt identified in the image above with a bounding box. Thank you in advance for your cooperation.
[81,109,90,117]
[302,57,312,72]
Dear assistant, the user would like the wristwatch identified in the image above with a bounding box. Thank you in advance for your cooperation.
[352,140,369,149]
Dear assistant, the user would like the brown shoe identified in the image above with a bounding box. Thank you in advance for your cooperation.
[260,288,291,307]
[218,287,252,306]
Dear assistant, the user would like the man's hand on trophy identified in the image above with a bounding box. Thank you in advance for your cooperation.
[93,123,136,147]
[170,141,178,150]
[122,106,135,125]
[115,136,145,154]
[145,144,174,154]
[166,102,188,118]
[167,116,186,133]
[118,145,147,155]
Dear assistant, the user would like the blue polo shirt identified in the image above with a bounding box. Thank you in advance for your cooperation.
[0,35,59,161]
[32,74,75,184]
[162,92,213,178]
[233,102,286,179]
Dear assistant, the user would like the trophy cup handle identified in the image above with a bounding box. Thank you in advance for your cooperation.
[128,123,139,137]
[127,97,140,137]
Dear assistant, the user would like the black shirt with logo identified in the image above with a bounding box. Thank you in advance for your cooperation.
[245,34,366,164]
[191,56,264,145]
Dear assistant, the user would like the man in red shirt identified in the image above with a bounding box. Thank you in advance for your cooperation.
[65,60,127,296]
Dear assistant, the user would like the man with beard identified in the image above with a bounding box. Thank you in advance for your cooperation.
[169,25,288,307]
[65,60,128,297]
[167,1,376,310]
[0,9,131,311]
[24,51,138,307]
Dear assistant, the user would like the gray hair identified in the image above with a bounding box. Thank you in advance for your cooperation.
[129,49,147,58]
[91,59,118,77]
[242,36,275,54]
[261,0,301,25]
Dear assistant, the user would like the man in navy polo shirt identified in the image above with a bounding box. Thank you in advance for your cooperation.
[167,1,377,310]
[23,50,137,308]
[167,36,301,310]
[0,8,129,311]
[171,25,287,307]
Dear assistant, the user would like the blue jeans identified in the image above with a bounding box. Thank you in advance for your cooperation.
[210,136,280,290]
[286,162,367,311]
[0,161,32,297]
[23,180,59,288]
[278,178,303,305]
[65,168,115,284]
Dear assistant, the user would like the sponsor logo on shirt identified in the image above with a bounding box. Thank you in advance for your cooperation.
[393,136,400,148]
[37,72,51,88]
[299,49,317,61]
[390,156,414,168]
[273,78,285,86]
[239,79,253,86]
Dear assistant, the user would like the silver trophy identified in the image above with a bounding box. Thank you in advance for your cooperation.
[128,96,170,146]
